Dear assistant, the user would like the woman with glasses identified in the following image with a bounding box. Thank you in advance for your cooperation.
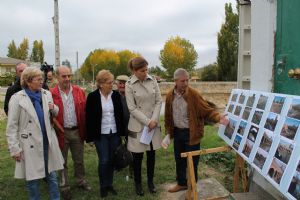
[85,70,125,198]
[6,67,64,200]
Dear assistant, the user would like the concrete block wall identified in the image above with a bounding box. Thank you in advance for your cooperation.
[159,82,237,111]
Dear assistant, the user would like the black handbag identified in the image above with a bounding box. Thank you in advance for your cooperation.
[113,139,133,171]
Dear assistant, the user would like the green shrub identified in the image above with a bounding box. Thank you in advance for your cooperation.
[0,72,16,86]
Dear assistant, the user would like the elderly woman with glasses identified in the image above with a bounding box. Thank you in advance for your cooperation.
[6,67,64,200]
[85,70,125,198]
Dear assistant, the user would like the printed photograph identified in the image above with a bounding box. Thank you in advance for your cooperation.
[280,117,300,141]
[246,94,256,107]
[231,93,238,102]
[268,158,286,184]
[275,140,294,165]
[257,95,268,110]
[264,112,279,132]
[288,171,300,200]
[238,93,246,104]
[254,148,268,169]
[252,110,264,126]
[242,107,252,121]
[259,131,273,153]
[227,104,235,113]
[237,120,247,136]
[242,139,254,157]
[288,98,300,121]
[233,134,242,150]
[270,96,286,114]
[224,118,237,140]
[234,105,242,117]
[247,125,259,143]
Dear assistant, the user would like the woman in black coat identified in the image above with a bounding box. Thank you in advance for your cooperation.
[85,70,124,198]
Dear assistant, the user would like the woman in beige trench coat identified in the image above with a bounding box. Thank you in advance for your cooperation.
[6,67,64,200]
[125,57,162,196]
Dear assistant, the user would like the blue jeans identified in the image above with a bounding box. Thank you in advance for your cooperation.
[173,128,200,186]
[94,133,121,188]
[26,171,60,200]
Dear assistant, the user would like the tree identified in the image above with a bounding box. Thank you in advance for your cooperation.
[160,36,198,78]
[38,40,44,63]
[31,40,45,63]
[30,40,39,62]
[80,49,140,81]
[18,38,29,60]
[117,50,140,76]
[201,63,218,81]
[7,40,18,58]
[217,3,239,81]
[149,66,166,79]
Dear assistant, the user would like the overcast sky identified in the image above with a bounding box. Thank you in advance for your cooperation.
[0,0,236,70]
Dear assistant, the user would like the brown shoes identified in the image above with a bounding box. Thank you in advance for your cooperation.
[78,182,92,191]
[61,189,72,200]
[168,184,188,193]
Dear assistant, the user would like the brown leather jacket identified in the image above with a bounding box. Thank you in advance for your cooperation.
[164,86,220,145]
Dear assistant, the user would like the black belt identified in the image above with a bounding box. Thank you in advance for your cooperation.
[64,126,78,130]
[174,127,189,131]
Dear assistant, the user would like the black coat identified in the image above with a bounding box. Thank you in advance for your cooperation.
[4,78,22,115]
[85,89,125,142]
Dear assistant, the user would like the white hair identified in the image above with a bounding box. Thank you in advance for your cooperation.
[173,68,189,80]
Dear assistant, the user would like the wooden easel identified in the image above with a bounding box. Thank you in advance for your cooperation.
[181,146,248,200]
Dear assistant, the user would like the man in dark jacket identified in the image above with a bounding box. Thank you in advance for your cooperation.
[4,62,27,115]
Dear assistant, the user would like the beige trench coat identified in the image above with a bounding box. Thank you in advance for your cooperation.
[6,89,64,181]
[125,74,162,153]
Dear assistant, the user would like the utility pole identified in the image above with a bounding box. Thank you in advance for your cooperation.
[53,0,60,68]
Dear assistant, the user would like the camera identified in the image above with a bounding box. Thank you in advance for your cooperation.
[40,62,54,75]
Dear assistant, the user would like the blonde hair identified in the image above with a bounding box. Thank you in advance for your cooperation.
[96,70,114,89]
[21,67,44,88]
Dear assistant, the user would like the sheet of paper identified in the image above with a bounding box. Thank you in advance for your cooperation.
[140,126,155,145]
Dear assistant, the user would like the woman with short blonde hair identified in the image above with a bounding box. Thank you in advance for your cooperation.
[86,69,125,197]
[6,67,64,199]
[21,67,44,88]
[96,70,114,89]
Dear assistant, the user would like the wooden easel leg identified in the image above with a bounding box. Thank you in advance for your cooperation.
[233,154,248,193]
[186,153,198,200]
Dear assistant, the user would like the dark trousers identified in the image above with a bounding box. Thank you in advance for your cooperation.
[132,150,155,184]
[174,128,200,186]
[94,133,121,188]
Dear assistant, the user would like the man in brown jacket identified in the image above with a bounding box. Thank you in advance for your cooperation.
[165,68,229,193]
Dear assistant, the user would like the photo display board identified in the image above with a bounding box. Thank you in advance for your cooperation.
[219,89,300,200]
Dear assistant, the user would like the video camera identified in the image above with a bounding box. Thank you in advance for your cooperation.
[40,62,54,82]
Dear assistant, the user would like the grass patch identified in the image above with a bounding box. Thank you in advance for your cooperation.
[0,118,236,199]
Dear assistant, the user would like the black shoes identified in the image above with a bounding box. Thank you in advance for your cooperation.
[100,187,108,198]
[101,186,117,197]
[135,184,144,196]
[148,182,157,193]
[107,186,117,195]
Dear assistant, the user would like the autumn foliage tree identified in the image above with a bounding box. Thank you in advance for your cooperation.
[7,38,29,60]
[7,38,44,63]
[217,3,239,81]
[160,36,198,78]
[30,40,44,63]
[80,49,140,81]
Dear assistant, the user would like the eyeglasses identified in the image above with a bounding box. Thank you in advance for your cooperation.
[105,81,114,85]
[32,78,44,82]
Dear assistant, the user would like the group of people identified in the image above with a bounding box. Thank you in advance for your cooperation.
[5,57,228,200]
